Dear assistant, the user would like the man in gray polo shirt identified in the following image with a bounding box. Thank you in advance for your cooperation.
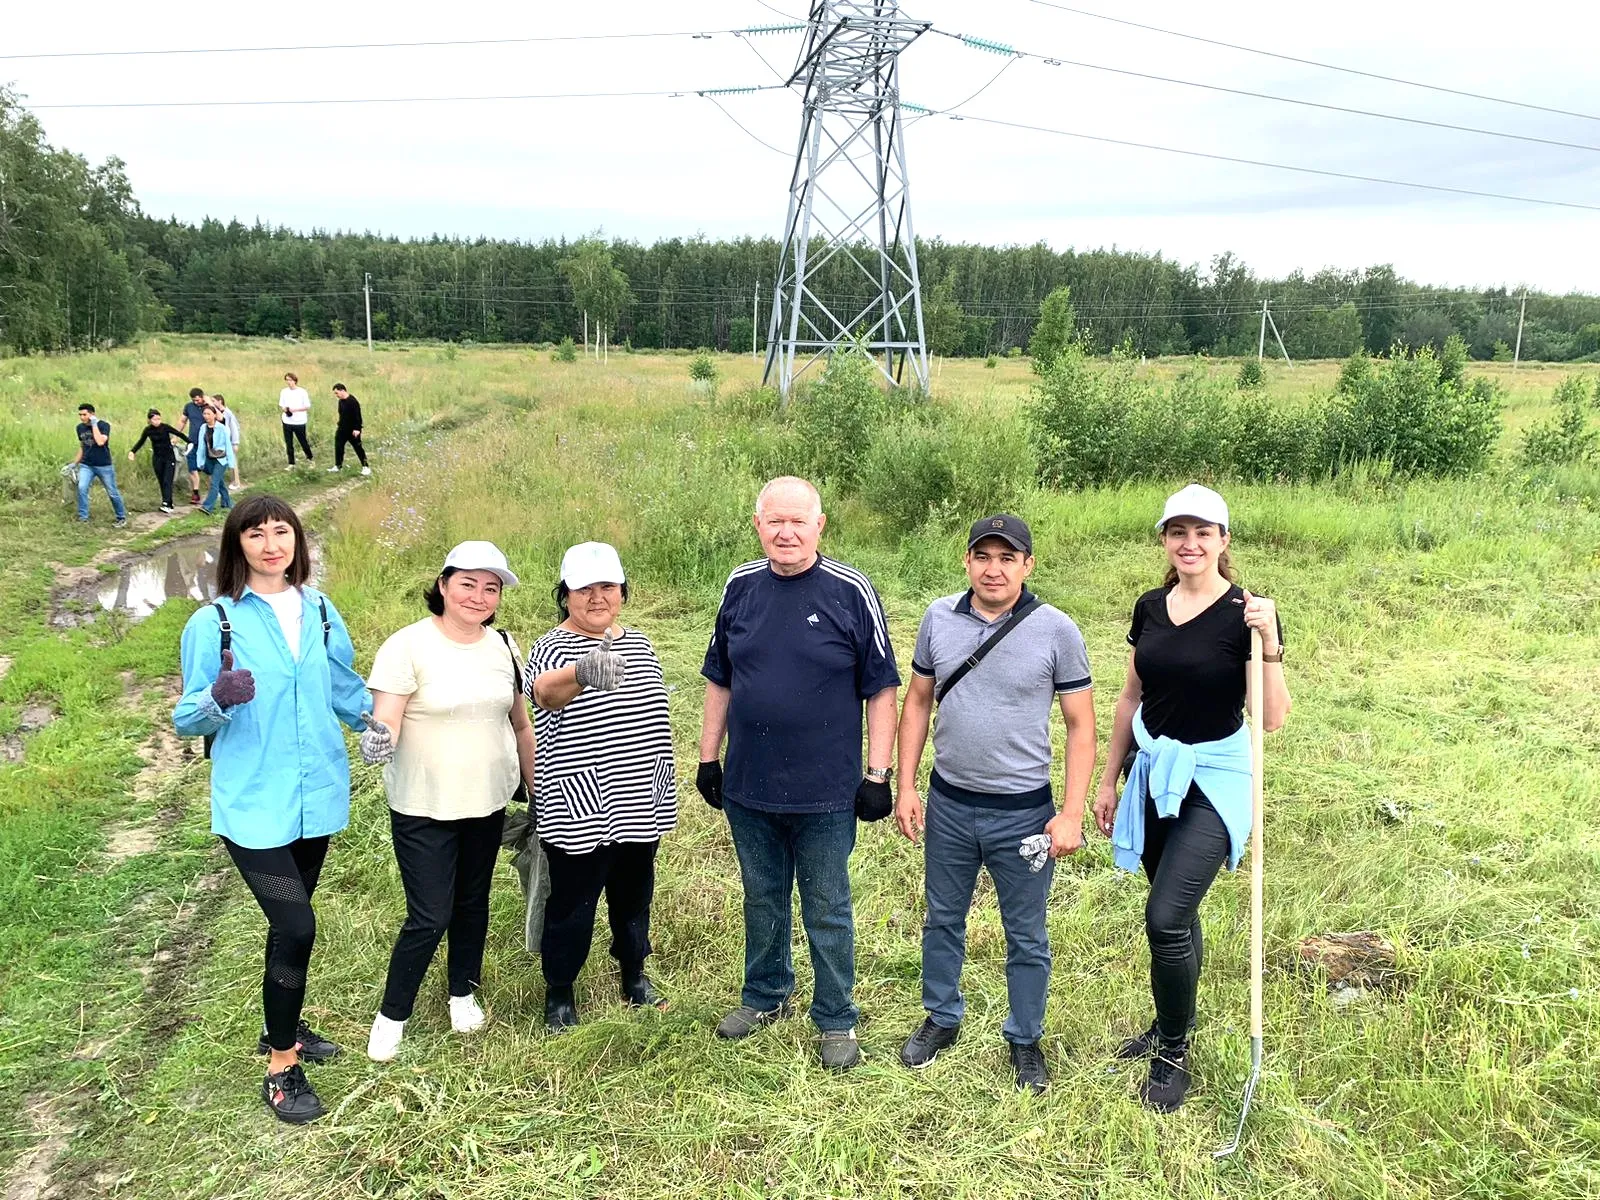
[893,514,1096,1092]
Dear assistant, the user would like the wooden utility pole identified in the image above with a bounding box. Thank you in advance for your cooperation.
[1257,298,1268,361]
[1513,292,1527,369]
[363,272,373,352]
[753,281,759,361]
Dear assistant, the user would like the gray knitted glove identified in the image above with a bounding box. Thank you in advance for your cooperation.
[359,713,396,765]
[574,631,626,692]
[1019,834,1052,874]
[211,650,256,709]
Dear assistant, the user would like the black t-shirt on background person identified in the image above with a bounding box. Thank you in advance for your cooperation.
[129,423,191,464]
[336,393,363,431]
[76,420,113,468]
[1127,584,1283,745]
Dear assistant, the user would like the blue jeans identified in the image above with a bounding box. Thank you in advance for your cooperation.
[723,800,858,1031]
[922,787,1056,1044]
[76,464,126,520]
[201,460,232,513]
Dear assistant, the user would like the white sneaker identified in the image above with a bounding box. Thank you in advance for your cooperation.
[449,993,487,1034]
[367,1013,405,1061]
[326,466,341,473]
[360,466,372,476]
[283,465,294,472]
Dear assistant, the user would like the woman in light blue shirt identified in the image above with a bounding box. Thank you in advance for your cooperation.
[175,493,370,1125]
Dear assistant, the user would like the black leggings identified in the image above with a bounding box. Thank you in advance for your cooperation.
[540,839,658,988]
[281,423,313,463]
[334,428,368,468]
[1140,786,1230,1044]
[381,808,506,1021]
[152,457,177,506]
[221,835,331,1051]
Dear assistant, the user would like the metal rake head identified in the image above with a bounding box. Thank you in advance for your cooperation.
[1212,1038,1262,1160]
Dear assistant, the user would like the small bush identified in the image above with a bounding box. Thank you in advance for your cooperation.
[860,405,1035,533]
[550,336,578,363]
[792,347,885,489]
[689,351,719,385]
[984,355,999,370]
[1520,376,1598,466]
[1028,285,1077,370]
[1235,358,1265,390]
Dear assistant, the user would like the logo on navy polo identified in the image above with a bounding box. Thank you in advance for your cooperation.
[806,612,820,626]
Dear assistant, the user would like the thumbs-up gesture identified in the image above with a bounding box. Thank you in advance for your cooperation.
[358,712,396,766]
[211,649,256,709]
[574,629,627,692]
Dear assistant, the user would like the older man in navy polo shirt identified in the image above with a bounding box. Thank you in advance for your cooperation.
[697,475,900,1071]
[894,514,1096,1093]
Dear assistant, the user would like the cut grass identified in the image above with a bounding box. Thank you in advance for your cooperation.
[1,338,1597,1199]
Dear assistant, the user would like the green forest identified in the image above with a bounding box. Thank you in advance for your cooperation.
[5,87,1599,361]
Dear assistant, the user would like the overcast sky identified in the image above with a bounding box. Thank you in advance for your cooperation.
[7,0,1599,291]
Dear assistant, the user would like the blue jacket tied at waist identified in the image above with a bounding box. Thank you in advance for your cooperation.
[1112,706,1254,873]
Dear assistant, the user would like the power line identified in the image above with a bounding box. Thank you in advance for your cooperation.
[1024,0,1600,124]
[31,85,785,111]
[0,26,789,61]
[700,94,790,155]
[939,112,1600,213]
[932,28,1600,154]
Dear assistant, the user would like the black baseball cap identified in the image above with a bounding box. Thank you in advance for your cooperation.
[967,513,1032,554]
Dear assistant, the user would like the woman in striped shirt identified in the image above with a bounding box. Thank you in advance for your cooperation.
[526,542,677,1031]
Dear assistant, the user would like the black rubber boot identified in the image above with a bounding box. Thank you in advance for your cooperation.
[544,984,579,1033]
[620,966,667,1009]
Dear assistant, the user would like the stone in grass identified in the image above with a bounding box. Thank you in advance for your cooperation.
[1297,931,1401,1003]
[1375,798,1406,825]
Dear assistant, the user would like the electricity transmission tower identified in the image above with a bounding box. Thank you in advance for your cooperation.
[763,1,931,402]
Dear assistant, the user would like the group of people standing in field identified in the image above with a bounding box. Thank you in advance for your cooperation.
[176,475,1288,1128]
[68,372,372,524]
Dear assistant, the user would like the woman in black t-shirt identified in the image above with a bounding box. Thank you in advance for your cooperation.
[1091,484,1290,1113]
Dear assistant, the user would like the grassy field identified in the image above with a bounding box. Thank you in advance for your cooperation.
[1,338,1598,1199]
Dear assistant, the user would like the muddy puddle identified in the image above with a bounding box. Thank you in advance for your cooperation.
[56,534,322,626]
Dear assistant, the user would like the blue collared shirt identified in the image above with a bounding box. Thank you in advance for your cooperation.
[174,586,370,849]
[1112,705,1253,872]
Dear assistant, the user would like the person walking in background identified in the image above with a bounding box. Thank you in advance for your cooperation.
[173,495,371,1124]
[197,405,236,516]
[329,383,370,475]
[361,542,534,1062]
[180,386,211,505]
[893,515,1096,1093]
[127,408,191,513]
[1092,484,1290,1113]
[526,542,677,1032]
[212,393,243,489]
[279,372,313,468]
[72,404,128,528]
[697,475,900,1071]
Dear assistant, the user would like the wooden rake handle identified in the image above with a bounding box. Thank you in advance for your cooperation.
[1248,626,1265,1043]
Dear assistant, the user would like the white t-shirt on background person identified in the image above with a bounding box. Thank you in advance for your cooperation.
[259,587,305,661]
[279,386,311,426]
[367,618,522,821]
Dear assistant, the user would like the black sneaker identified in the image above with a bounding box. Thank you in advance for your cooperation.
[1116,1020,1161,1060]
[261,1063,325,1124]
[715,1001,793,1040]
[1009,1040,1049,1094]
[899,1017,960,1069]
[545,984,579,1033]
[621,970,668,1009]
[1140,1041,1192,1112]
[257,1019,342,1062]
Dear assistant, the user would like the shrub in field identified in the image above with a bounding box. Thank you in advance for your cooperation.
[1326,344,1501,475]
[550,336,577,363]
[688,351,718,385]
[1027,285,1077,370]
[1519,376,1598,466]
[1232,393,1329,481]
[792,347,884,489]
[1026,345,1145,486]
[860,406,1035,533]
[1235,357,1265,390]
[984,355,998,369]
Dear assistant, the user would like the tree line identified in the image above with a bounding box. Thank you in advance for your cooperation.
[4,88,1598,361]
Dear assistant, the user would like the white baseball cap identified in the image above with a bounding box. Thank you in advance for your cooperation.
[1157,484,1230,532]
[441,540,519,586]
[561,541,626,590]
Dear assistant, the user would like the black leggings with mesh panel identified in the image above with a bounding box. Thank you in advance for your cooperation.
[221,835,331,1051]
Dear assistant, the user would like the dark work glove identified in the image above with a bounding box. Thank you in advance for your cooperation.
[695,760,724,810]
[211,649,256,709]
[855,777,893,822]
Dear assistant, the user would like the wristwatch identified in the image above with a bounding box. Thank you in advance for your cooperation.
[1261,647,1285,663]
[865,766,893,783]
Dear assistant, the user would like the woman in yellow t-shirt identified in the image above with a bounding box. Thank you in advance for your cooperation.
[359,541,536,1062]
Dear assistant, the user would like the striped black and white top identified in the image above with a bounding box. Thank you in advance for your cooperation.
[524,626,677,853]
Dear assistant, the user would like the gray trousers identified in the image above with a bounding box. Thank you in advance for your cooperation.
[921,787,1056,1044]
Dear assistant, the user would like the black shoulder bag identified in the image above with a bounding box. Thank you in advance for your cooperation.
[496,629,530,809]
[934,594,1044,705]
[202,596,330,758]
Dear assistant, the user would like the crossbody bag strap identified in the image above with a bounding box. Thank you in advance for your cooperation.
[496,629,523,698]
[317,597,330,647]
[203,600,232,760]
[934,595,1044,705]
